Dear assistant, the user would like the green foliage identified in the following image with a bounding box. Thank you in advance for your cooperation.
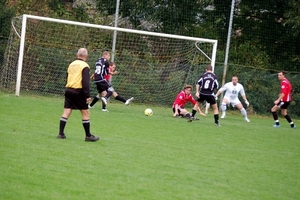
[0,0,15,65]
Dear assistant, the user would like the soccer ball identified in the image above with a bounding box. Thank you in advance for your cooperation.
[144,108,153,116]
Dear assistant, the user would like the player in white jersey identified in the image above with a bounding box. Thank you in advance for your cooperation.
[215,76,250,122]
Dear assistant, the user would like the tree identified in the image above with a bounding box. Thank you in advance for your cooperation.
[0,0,15,65]
[234,0,300,70]
[95,0,206,36]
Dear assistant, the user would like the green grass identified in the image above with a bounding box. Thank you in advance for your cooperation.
[0,92,299,200]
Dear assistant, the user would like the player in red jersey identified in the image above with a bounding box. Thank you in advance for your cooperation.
[271,71,296,128]
[100,62,133,111]
[172,85,205,122]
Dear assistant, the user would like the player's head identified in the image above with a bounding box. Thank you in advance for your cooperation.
[102,51,111,60]
[232,76,238,85]
[205,65,213,72]
[278,71,285,81]
[76,48,88,61]
[109,62,116,69]
[183,85,192,94]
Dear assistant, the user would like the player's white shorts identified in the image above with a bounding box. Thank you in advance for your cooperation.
[223,97,241,107]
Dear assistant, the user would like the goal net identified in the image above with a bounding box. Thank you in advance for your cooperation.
[1,15,217,107]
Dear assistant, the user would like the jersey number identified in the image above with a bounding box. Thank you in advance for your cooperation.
[204,80,211,89]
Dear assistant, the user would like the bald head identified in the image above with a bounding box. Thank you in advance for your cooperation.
[76,48,88,61]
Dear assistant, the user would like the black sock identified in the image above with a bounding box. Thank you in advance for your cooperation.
[59,117,67,135]
[102,101,106,109]
[192,109,197,117]
[284,114,292,123]
[284,115,294,127]
[82,120,91,137]
[115,95,126,103]
[272,112,278,121]
[272,112,280,125]
[90,96,99,107]
[105,91,113,99]
[214,114,219,124]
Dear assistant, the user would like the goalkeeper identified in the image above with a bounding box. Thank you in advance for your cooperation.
[215,76,250,122]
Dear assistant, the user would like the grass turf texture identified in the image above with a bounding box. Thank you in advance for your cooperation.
[0,92,299,200]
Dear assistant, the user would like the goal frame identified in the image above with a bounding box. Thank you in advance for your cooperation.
[15,14,218,96]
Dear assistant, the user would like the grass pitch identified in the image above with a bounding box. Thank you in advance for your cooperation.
[0,92,299,200]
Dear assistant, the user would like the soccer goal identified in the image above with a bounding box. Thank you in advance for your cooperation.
[1,14,217,106]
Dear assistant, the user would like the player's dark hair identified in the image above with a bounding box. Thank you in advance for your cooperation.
[278,71,285,75]
[206,65,212,71]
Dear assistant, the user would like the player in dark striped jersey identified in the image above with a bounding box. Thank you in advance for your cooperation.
[191,65,220,125]
[89,51,111,108]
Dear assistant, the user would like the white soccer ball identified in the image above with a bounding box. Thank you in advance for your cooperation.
[144,108,153,116]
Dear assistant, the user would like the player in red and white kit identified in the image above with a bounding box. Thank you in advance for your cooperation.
[271,71,296,128]
[172,85,205,122]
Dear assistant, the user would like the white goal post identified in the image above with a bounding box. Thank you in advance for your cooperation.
[3,14,218,106]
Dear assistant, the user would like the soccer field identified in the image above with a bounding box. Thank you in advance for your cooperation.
[0,92,299,200]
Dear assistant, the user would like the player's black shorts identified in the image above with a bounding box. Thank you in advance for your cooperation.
[276,101,290,109]
[64,88,88,110]
[197,94,216,104]
[95,80,111,93]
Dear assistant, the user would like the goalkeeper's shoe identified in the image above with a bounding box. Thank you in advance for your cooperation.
[125,97,134,105]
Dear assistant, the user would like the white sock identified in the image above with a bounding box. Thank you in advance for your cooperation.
[240,108,247,118]
[221,103,227,113]
[205,103,210,113]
